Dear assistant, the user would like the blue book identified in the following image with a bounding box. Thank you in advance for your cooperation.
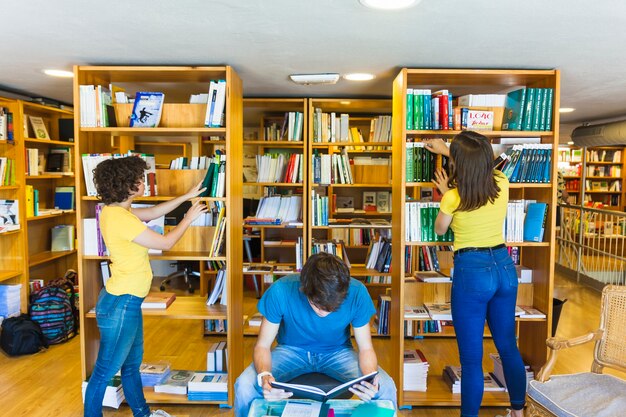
[54,186,75,210]
[130,92,165,128]
[524,203,548,242]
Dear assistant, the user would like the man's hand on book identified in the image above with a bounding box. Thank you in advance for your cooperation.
[262,374,293,401]
[348,374,379,401]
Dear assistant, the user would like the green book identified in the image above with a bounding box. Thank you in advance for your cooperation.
[502,88,526,131]
[531,88,544,131]
[544,88,554,131]
[521,88,536,131]
[406,89,414,130]
[406,142,414,181]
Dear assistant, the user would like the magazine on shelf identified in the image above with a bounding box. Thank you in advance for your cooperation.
[270,371,378,402]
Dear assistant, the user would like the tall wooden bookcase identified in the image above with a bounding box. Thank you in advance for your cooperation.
[74,66,243,406]
[0,97,76,314]
[390,69,560,407]
[242,98,308,297]
[306,99,393,305]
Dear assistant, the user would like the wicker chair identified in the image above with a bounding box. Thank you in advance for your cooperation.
[526,285,626,417]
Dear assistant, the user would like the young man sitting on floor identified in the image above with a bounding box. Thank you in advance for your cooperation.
[234,252,397,417]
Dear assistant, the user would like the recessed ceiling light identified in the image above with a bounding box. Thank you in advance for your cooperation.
[43,69,74,78]
[289,73,339,85]
[559,107,575,113]
[359,0,421,10]
[343,73,375,81]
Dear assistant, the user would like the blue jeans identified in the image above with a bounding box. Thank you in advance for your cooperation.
[84,289,150,417]
[452,247,527,417]
[234,345,397,417]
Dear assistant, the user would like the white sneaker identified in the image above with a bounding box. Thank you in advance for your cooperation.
[150,410,172,417]
[495,410,512,417]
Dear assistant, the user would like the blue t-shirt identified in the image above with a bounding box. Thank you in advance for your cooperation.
[258,275,376,354]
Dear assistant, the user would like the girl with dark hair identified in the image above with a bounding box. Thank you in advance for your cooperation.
[425,132,526,417]
[83,156,207,417]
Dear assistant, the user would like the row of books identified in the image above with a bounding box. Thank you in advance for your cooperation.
[78,85,115,128]
[312,151,353,185]
[376,295,391,335]
[588,148,621,163]
[405,89,456,131]
[405,142,449,183]
[249,195,302,224]
[204,319,228,333]
[25,185,75,217]
[263,111,304,141]
[153,369,227,400]
[255,153,303,184]
[190,202,225,227]
[0,157,16,185]
[330,227,390,247]
[0,107,15,141]
[169,155,215,170]
[81,152,157,197]
[0,200,19,233]
[199,153,227,198]
[405,245,453,275]
[500,144,552,183]
[505,200,548,243]
[207,341,228,372]
[362,275,391,284]
[443,365,506,394]
[365,236,392,272]
[586,179,621,192]
[502,87,554,131]
[404,303,546,322]
[311,190,329,226]
[207,268,228,305]
[311,239,352,268]
[405,202,454,243]
[312,110,392,146]
[404,319,452,336]
[209,206,227,257]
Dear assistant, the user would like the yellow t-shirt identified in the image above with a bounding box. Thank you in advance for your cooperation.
[439,171,508,250]
[100,206,152,297]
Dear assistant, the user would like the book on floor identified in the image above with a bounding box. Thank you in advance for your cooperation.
[270,371,378,402]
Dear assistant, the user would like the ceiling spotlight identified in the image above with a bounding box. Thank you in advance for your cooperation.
[559,107,575,113]
[343,73,375,81]
[289,73,339,85]
[43,69,74,78]
[359,0,421,10]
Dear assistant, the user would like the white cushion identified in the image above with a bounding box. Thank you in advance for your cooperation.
[528,372,626,417]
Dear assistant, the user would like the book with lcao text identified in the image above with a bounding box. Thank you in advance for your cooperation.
[270,371,378,402]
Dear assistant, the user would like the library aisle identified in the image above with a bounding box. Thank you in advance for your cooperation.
[0,272,623,417]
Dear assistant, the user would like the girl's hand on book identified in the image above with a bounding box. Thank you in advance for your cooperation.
[184,180,207,199]
[423,138,449,156]
[184,200,208,222]
[262,375,293,400]
[432,169,450,194]
[348,375,379,402]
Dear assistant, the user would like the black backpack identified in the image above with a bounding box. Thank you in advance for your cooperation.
[0,314,48,356]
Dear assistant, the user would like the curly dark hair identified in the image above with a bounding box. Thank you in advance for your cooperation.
[93,156,147,204]
[300,252,350,312]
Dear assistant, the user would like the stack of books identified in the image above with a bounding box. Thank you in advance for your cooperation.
[403,350,429,392]
[0,284,21,319]
[140,362,171,387]
[81,375,124,408]
[187,372,228,401]
[141,292,176,310]
[154,370,194,395]
[442,365,506,394]
[490,353,535,390]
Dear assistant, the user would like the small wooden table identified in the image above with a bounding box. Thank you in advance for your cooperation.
[248,399,395,417]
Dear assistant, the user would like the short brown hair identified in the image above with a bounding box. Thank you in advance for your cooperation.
[449,131,500,212]
[93,156,147,204]
[300,252,350,312]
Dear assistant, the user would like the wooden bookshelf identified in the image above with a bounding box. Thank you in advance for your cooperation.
[391,68,560,407]
[241,98,308,295]
[74,65,243,407]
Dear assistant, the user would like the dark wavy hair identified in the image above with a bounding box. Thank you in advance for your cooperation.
[449,130,500,212]
[93,156,147,204]
[300,252,350,312]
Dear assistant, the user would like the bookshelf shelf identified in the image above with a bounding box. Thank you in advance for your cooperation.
[586,161,622,165]
[28,249,77,267]
[0,185,20,190]
[80,127,227,137]
[0,270,22,282]
[85,297,229,320]
[244,182,303,187]
[26,174,75,180]
[244,140,304,147]
[21,101,73,116]
[0,229,22,237]
[81,196,227,202]
[27,210,76,221]
[24,137,75,146]
[313,183,391,188]
[142,389,227,405]
[391,68,560,408]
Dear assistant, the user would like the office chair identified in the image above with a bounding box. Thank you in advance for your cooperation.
[160,261,200,293]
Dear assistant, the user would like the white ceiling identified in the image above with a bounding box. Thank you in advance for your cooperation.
[1,0,625,125]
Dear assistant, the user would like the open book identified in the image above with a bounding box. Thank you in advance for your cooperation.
[270,371,378,402]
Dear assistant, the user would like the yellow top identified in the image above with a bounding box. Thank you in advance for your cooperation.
[100,206,151,297]
[440,171,508,250]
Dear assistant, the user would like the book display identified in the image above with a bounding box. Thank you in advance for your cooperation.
[242,99,307,296]
[307,99,394,304]
[0,97,76,316]
[391,68,559,407]
[75,66,243,406]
